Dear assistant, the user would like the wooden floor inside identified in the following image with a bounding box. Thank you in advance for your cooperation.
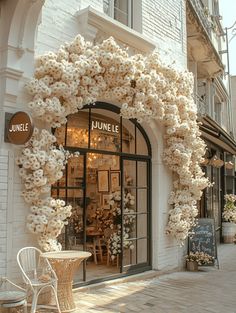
[74,259,120,283]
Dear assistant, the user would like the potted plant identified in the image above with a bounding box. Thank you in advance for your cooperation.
[185,252,214,271]
[222,194,236,243]
[185,252,199,271]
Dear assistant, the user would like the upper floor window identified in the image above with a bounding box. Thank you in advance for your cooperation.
[214,101,222,125]
[103,0,133,28]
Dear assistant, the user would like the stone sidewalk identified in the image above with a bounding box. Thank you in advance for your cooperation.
[73,244,236,313]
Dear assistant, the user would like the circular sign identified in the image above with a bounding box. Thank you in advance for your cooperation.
[7,111,34,145]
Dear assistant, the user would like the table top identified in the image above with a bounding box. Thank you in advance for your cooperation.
[41,250,91,260]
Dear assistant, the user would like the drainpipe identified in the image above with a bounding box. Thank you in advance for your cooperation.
[224,21,236,138]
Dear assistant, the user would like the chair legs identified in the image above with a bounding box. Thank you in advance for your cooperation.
[29,285,61,313]
[98,241,103,263]
[93,242,98,264]
[87,238,104,264]
[30,290,39,313]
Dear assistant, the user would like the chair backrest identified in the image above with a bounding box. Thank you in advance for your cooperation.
[17,247,42,285]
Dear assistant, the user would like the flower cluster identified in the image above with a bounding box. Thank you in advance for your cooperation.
[20,34,209,247]
[16,128,78,251]
[185,251,214,265]
[108,190,135,259]
[87,207,114,232]
[109,230,122,259]
[27,198,72,251]
[69,205,83,234]
[222,194,236,223]
[16,128,63,203]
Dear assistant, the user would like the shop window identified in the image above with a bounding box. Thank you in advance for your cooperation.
[122,118,135,154]
[214,102,222,125]
[53,103,151,284]
[224,153,235,194]
[136,127,149,155]
[90,110,121,152]
[54,125,66,146]
[66,111,89,148]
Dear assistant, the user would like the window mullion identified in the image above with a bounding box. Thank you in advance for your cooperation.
[110,0,115,18]
[128,0,132,28]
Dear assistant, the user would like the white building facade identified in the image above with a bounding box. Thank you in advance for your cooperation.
[0,0,199,285]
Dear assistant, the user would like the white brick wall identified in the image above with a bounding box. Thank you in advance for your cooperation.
[0,149,8,276]
[36,0,186,69]
[142,0,186,67]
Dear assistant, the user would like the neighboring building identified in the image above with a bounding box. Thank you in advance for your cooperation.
[231,75,236,135]
[0,0,234,286]
[186,0,236,242]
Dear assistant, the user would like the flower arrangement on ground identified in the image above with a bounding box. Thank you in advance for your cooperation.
[17,34,209,250]
[185,251,214,265]
[222,194,236,223]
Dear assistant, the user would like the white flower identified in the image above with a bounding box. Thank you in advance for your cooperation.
[18,34,209,250]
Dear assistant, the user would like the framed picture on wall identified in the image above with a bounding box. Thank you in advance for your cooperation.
[102,194,110,209]
[111,155,120,171]
[110,171,120,191]
[97,170,109,192]
[87,168,97,184]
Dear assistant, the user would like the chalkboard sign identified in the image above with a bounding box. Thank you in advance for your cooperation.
[188,218,218,266]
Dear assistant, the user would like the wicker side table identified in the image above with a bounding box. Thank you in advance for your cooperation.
[41,251,91,313]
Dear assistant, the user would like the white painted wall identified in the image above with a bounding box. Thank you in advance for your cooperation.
[0,0,187,278]
[231,76,236,137]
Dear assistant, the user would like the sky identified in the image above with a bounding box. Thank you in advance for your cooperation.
[219,0,236,75]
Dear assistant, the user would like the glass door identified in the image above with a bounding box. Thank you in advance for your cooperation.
[121,158,150,272]
[85,153,121,282]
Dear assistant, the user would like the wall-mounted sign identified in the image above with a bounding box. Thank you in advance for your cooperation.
[6,111,34,145]
[91,120,119,133]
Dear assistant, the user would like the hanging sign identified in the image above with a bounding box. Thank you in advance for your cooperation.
[6,111,34,145]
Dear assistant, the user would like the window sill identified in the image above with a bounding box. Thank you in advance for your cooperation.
[77,6,156,54]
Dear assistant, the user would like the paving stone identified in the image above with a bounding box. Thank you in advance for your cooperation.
[39,244,236,312]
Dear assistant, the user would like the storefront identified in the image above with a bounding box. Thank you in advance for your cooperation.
[199,116,236,243]
[52,102,152,284]
[0,1,197,280]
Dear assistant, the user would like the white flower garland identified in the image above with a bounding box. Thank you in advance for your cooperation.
[16,128,78,251]
[18,35,209,250]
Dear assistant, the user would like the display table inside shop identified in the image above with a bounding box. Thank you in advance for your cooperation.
[41,250,91,313]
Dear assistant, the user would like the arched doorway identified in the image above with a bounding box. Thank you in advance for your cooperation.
[52,102,152,285]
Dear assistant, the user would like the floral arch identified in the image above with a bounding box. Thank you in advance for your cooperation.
[16,35,209,251]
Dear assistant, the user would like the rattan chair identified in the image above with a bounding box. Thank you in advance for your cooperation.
[86,237,103,264]
[17,246,61,313]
